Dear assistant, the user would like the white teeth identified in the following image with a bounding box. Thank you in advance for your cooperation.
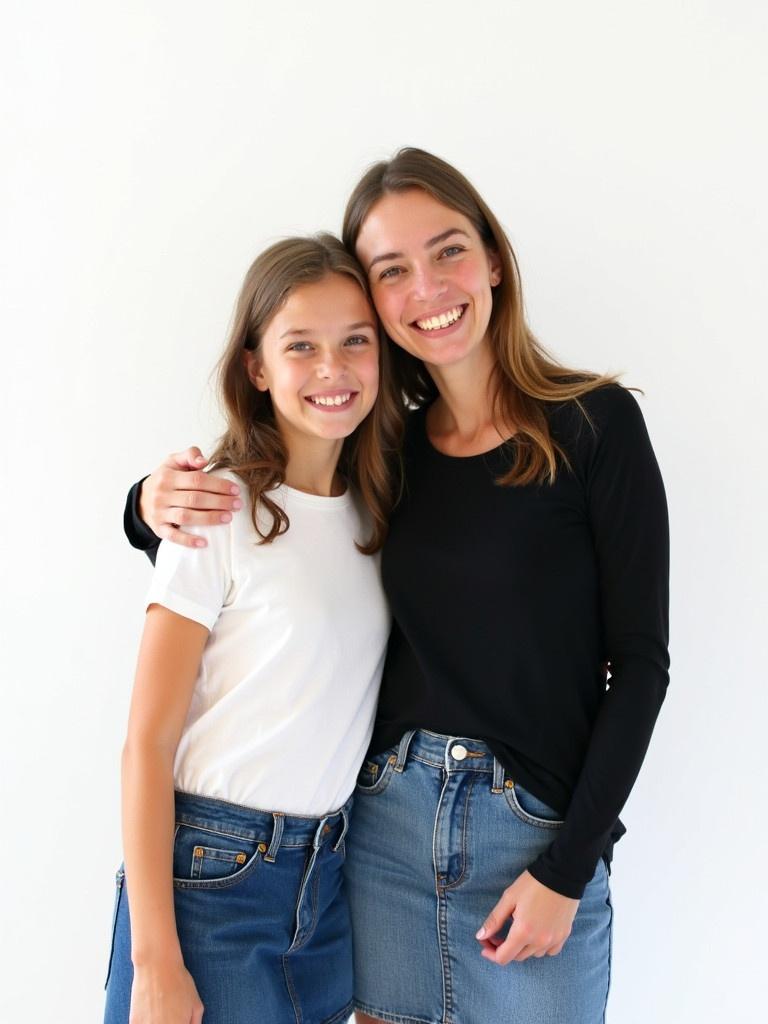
[416,306,464,331]
[310,392,351,407]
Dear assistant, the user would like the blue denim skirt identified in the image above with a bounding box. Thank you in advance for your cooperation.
[104,791,353,1024]
[344,730,613,1024]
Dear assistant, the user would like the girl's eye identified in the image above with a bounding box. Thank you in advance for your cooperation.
[287,341,313,352]
[345,335,370,346]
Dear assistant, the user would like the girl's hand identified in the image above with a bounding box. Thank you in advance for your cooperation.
[130,960,204,1022]
[138,447,241,545]
[475,870,579,964]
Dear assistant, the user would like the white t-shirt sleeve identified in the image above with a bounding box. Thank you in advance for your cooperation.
[145,519,234,632]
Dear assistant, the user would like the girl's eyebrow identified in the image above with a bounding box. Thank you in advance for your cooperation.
[367,228,470,272]
[280,321,376,339]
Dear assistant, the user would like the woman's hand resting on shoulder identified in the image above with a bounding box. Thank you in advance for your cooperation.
[476,870,579,964]
[138,447,242,545]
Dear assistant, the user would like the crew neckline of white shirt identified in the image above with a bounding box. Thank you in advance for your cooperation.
[274,480,352,510]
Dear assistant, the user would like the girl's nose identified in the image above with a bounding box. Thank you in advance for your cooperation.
[316,350,345,379]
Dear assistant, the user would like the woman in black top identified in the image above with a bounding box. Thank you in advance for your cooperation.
[126,148,669,1024]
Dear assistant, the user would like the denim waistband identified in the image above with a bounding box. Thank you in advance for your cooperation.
[174,790,351,861]
[391,730,506,791]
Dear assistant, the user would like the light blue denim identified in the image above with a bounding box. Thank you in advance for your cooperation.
[104,790,353,1024]
[344,730,613,1024]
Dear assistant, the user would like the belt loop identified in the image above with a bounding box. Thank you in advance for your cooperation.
[491,757,505,794]
[394,729,416,773]
[332,807,349,853]
[264,812,284,863]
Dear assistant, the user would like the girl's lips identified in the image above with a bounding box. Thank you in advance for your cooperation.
[304,390,359,412]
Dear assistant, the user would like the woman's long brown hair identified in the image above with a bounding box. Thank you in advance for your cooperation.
[209,234,403,553]
[343,148,619,485]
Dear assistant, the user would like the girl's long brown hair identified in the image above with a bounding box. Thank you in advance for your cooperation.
[343,148,619,485]
[210,234,403,553]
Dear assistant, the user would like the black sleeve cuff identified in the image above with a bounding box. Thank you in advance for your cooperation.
[123,477,161,565]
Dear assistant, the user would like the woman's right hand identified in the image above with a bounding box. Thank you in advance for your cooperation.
[139,447,242,546]
[130,960,205,1023]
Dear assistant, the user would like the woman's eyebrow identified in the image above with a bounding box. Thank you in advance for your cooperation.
[367,228,470,272]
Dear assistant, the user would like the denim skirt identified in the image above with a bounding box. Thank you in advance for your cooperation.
[104,791,353,1024]
[344,730,613,1024]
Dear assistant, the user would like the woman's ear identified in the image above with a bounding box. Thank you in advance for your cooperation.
[488,248,502,287]
[243,349,268,392]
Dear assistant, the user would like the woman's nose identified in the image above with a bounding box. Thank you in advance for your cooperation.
[411,263,446,303]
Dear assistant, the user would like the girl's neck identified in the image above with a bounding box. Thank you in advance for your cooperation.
[283,437,346,497]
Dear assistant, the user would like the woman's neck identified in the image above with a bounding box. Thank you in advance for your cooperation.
[425,342,514,451]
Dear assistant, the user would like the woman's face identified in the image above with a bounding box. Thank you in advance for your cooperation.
[355,189,501,371]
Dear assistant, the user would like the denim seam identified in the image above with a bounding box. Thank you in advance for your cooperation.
[437,886,453,1024]
[410,751,493,773]
[353,1001,438,1024]
[281,954,302,1024]
[175,815,269,844]
[320,1000,354,1024]
[103,869,125,990]
[355,756,397,796]
[601,881,614,1022]
[173,848,264,890]
[443,773,476,891]
[431,768,455,1024]
[503,784,564,830]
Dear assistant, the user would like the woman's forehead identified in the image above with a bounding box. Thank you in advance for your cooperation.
[356,189,475,262]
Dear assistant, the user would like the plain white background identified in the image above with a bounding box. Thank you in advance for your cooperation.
[2,1,766,1020]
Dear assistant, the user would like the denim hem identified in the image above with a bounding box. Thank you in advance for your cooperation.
[354,1001,439,1024]
[323,1001,355,1024]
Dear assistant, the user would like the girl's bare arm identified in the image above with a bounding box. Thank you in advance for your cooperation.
[121,604,209,1021]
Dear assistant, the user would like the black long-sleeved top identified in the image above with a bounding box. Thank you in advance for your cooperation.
[124,384,669,899]
[371,384,669,897]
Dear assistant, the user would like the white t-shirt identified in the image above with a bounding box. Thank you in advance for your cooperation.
[145,470,390,816]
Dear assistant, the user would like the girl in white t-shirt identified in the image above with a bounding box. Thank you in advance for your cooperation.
[104,235,402,1024]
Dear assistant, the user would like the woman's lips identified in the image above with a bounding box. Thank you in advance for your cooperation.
[410,304,468,336]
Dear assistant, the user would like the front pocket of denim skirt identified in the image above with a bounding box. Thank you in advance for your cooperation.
[355,747,398,795]
[104,867,125,988]
[172,822,264,889]
[503,782,564,829]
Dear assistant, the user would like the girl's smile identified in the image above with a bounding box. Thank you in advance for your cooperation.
[245,273,379,447]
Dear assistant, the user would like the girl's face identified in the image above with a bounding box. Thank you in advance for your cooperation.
[354,189,501,371]
[246,274,380,450]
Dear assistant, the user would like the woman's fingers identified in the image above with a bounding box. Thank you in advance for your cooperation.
[139,452,242,541]
[476,871,578,965]
[169,446,209,471]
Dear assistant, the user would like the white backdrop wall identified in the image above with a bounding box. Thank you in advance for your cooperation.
[2,2,766,1020]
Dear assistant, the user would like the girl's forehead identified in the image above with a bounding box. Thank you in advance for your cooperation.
[266,275,375,335]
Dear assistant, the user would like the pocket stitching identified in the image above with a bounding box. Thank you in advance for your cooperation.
[355,752,397,796]
[173,825,265,890]
[503,784,564,830]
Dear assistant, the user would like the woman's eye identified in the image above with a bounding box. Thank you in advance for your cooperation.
[440,245,465,258]
[379,266,402,280]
